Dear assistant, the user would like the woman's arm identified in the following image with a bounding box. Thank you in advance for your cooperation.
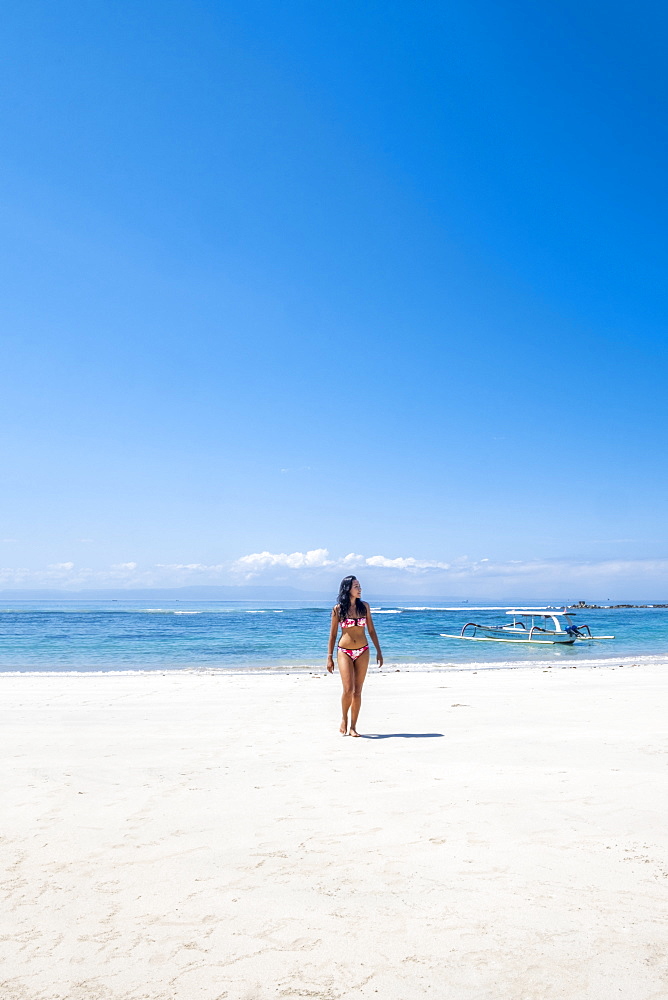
[326,607,339,673]
[365,604,384,667]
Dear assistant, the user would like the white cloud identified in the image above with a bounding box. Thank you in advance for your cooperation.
[234,548,334,573]
[426,556,668,587]
[0,560,234,590]
[365,555,450,571]
[228,549,668,596]
[156,563,226,572]
[1,553,667,597]
[233,549,451,576]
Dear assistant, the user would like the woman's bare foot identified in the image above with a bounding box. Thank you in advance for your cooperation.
[349,727,360,738]
[340,718,348,735]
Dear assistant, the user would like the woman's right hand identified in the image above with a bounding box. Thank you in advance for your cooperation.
[326,654,335,673]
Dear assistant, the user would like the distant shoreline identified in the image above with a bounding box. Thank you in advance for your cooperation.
[2,594,668,609]
[569,603,668,609]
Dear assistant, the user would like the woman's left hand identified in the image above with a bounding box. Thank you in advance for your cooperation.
[377,652,384,668]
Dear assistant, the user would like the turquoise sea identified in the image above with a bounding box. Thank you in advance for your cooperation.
[0,601,667,673]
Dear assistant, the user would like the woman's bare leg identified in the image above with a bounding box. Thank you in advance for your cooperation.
[349,650,370,736]
[337,651,355,734]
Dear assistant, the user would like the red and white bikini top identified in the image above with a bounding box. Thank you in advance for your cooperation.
[341,616,367,628]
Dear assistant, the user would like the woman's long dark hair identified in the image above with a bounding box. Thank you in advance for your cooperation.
[337,575,365,620]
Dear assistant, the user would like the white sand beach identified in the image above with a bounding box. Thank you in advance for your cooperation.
[1,664,667,1000]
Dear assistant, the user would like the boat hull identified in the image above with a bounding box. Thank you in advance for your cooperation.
[475,626,574,643]
[441,626,576,644]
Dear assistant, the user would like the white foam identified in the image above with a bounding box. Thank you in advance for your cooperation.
[400,606,559,612]
[2,652,664,678]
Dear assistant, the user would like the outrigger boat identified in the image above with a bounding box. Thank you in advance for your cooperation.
[440,609,614,645]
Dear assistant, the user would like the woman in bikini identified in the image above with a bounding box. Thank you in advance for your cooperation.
[326,575,383,736]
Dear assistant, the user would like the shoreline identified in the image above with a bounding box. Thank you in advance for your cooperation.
[1,650,666,676]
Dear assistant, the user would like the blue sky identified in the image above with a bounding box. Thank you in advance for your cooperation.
[1,1,667,598]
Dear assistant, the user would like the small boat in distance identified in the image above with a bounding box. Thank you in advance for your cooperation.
[440,609,614,645]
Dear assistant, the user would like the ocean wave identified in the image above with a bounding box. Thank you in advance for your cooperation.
[399,606,561,612]
[139,608,244,614]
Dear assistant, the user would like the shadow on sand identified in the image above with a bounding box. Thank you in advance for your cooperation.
[360,733,444,739]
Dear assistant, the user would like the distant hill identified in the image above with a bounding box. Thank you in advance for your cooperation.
[1,587,663,604]
[0,585,469,603]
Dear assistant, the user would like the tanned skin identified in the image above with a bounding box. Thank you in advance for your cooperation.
[327,578,383,736]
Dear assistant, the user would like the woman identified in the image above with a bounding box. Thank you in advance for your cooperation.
[327,576,383,736]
